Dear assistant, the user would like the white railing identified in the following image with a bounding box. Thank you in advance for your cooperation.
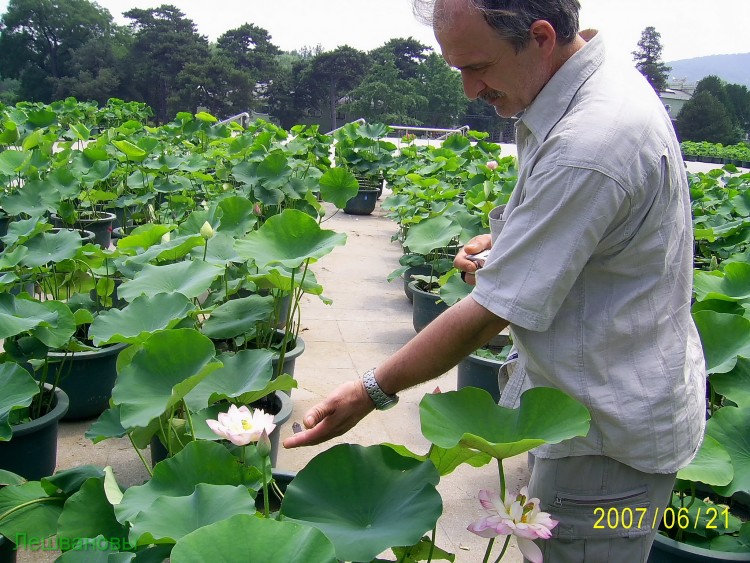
[217,112,251,128]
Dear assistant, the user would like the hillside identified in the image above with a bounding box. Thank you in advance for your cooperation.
[667,53,750,87]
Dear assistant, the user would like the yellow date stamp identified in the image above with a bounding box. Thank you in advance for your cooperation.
[593,506,729,530]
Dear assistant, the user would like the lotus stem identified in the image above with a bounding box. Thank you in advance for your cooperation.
[182,400,196,442]
[426,527,436,563]
[491,536,511,563]
[129,434,153,477]
[261,455,270,518]
[482,538,495,563]
[498,459,506,500]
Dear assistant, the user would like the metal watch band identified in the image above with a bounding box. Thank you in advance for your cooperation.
[362,368,399,410]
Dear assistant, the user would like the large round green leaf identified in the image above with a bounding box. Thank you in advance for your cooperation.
[111,329,222,429]
[200,294,274,340]
[281,444,442,562]
[115,440,261,524]
[0,362,39,440]
[0,294,75,348]
[403,215,462,255]
[710,357,750,409]
[676,434,733,486]
[128,484,256,546]
[184,349,274,412]
[234,209,346,269]
[694,263,750,302]
[20,228,81,267]
[318,168,359,208]
[170,514,337,563]
[117,261,222,302]
[693,310,750,373]
[89,293,196,346]
[706,406,750,496]
[0,178,61,217]
[215,196,257,236]
[420,387,591,460]
[57,477,129,549]
[0,482,64,541]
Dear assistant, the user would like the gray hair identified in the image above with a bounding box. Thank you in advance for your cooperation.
[413,0,581,53]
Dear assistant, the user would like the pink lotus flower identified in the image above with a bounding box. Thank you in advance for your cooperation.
[468,487,557,563]
[206,405,276,446]
[486,160,499,170]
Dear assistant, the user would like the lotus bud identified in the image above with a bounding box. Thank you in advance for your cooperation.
[257,429,272,459]
[253,203,263,217]
[486,160,498,170]
[222,182,233,192]
[161,232,171,244]
[200,221,214,240]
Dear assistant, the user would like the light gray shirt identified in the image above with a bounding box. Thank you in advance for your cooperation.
[471,33,706,474]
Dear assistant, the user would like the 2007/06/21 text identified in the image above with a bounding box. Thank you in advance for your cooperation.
[593,506,730,531]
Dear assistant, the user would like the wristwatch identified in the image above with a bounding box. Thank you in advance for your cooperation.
[362,368,399,410]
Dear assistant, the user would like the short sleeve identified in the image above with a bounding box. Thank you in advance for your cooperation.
[471,163,628,331]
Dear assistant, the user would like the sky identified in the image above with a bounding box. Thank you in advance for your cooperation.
[1,0,748,71]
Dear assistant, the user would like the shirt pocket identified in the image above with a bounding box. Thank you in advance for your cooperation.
[489,205,507,246]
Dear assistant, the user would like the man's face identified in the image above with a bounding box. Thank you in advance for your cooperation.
[436,5,551,118]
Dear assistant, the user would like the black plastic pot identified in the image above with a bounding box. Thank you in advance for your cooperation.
[409,280,448,333]
[456,343,511,403]
[403,263,433,303]
[0,535,16,563]
[0,386,69,481]
[45,343,128,421]
[648,532,750,562]
[344,189,379,215]
[52,211,116,248]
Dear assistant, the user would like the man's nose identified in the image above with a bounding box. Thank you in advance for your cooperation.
[460,70,484,100]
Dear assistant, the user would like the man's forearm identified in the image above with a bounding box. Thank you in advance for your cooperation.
[374,295,509,395]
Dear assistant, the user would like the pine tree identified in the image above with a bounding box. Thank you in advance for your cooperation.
[632,26,671,92]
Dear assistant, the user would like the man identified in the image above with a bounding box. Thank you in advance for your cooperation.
[284,1,706,561]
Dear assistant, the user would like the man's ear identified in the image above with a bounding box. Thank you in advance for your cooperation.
[529,20,557,54]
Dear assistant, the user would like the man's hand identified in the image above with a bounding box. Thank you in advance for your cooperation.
[282,379,375,448]
[454,234,492,286]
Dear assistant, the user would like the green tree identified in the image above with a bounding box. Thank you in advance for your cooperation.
[343,59,427,125]
[216,24,280,78]
[0,0,115,101]
[369,37,429,80]
[52,27,133,103]
[416,52,467,127]
[123,4,210,123]
[266,50,316,129]
[296,45,370,131]
[677,91,740,145]
[725,83,750,135]
[170,53,254,119]
[632,26,671,92]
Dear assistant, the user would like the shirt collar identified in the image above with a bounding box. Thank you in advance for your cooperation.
[518,31,606,144]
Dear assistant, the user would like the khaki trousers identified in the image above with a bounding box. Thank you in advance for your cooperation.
[526,454,676,563]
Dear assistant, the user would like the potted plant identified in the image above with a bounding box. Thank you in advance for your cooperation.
[332,121,397,215]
